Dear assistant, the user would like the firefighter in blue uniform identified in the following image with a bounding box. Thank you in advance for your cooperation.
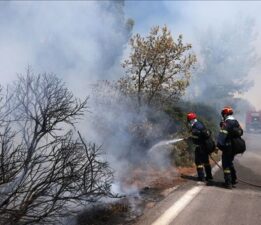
[217,106,243,189]
[187,112,213,182]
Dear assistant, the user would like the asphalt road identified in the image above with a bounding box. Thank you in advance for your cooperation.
[134,133,261,225]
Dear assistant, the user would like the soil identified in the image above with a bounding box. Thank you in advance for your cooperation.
[76,166,196,225]
[177,166,196,176]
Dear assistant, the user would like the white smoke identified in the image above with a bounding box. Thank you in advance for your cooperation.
[0,1,182,197]
[127,1,261,109]
[0,1,132,95]
[79,82,180,187]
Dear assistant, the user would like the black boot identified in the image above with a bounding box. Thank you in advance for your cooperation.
[204,164,213,181]
[197,165,205,181]
[230,166,237,186]
[224,170,232,189]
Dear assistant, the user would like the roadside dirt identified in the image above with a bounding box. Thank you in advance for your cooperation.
[77,165,196,225]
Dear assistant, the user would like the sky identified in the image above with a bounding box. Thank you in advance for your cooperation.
[0,1,260,108]
[126,1,261,109]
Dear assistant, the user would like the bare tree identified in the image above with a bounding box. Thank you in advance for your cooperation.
[0,71,113,225]
[118,25,196,107]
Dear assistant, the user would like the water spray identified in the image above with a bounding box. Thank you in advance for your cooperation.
[148,138,184,154]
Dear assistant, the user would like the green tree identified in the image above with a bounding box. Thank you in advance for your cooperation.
[118,25,196,107]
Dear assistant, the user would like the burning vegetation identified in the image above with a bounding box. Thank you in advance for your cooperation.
[0,17,255,224]
[0,25,200,225]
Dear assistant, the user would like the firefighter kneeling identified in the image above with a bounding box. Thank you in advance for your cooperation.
[217,106,246,189]
[187,112,216,182]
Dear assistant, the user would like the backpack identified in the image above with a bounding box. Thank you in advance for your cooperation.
[200,129,216,154]
[231,137,246,154]
[226,120,245,154]
[203,137,216,154]
[200,128,211,140]
[226,119,243,138]
[229,126,244,138]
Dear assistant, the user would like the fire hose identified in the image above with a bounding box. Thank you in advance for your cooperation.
[209,155,261,188]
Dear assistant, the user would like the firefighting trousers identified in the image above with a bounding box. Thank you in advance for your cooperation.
[222,151,237,185]
[195,146,213,180]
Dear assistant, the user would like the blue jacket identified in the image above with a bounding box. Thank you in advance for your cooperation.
[189,119,207,145]
[217,115,240,151]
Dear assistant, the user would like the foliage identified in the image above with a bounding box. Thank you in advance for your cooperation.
[118,25,196,107]
[171,140,194,167]
[90,80,181,167]
[164,100,219,166]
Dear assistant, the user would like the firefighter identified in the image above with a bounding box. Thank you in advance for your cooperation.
[187,112,213,182]
[217,106,242,189]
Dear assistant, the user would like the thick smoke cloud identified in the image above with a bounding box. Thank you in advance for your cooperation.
[0,1,132,94]
[1,1,261,194]
[186,17,257,108]
[0,1,176,193]
[80,82,180,193]
[127,1,261,110]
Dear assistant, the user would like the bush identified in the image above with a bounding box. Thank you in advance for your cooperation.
[164,100,219,166]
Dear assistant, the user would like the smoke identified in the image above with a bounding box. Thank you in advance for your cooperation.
[147,138,184,169]
[3,0,261,197]
[0,1,182,200]
[186,17,257,112]
[80,81,181,191]
[127,1,261,111]
[0,1,132,94]
[3,2,261,223]
[171,7,259,114]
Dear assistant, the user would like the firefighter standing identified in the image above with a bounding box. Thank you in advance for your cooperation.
[217,106,243,189]
[187,112,213,182]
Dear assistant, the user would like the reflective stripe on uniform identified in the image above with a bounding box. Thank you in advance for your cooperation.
[224,169,231,173]
[197,165,204,168]
[220,130,228,134]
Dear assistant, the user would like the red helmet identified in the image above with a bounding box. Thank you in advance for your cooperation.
[187,112,197,121]
[221,106,233,117]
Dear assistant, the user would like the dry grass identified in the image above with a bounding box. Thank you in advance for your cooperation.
[77,201,130,225]
[122,164,182,190]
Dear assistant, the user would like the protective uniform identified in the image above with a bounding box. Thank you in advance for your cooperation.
[187,113,213,182]
[217,107,240,188]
